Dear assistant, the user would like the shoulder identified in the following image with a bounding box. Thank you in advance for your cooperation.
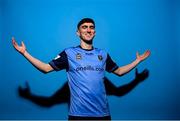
[54,47,75,56]
[64,46,79,51]
[94,47,108,55]
[64,46,80,56]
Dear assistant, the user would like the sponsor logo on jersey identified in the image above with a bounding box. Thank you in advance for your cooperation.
[76,53,82,60]
[98,55,103,61]
[74,65,104,72]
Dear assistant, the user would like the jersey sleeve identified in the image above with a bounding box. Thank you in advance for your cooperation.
[106,54,118,73]
[49,50,69,71]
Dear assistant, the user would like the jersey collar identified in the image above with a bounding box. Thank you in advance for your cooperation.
[78,45,94,51]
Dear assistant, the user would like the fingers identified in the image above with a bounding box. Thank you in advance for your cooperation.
[136,52,139,57]
[12,37,15,41]
[145,50,151,56]
[21,41,25,47]
[12,37,20,47]
[12,37,25,48]
[12,37,16,45]
[136,50,151,61]
[12,37,19,49]
[143,50,151,59]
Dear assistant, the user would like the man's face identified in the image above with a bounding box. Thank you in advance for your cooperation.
[77,22,95,43]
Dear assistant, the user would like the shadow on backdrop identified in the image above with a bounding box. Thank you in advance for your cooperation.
[18,68,149,107]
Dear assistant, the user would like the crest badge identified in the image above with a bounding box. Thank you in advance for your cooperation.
[98,55,103,61]
[76,53,82,60]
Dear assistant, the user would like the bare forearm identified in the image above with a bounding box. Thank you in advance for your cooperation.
[114,59,140,76]
[23,51,53,73]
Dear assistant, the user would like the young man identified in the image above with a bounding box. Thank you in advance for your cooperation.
[12,18,150,120]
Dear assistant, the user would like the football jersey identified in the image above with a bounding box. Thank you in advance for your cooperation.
[49,46,118,117]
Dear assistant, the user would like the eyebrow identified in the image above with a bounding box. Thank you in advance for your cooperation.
[81,25,95,28]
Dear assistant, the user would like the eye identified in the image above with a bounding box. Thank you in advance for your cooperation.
[82,25,88,29]
[90,26,95,29]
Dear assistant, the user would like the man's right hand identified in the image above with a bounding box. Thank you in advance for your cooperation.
[12,37,53,73]
[12,37,26,55]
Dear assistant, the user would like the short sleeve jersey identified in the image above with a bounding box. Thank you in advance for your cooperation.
[49,46,118,117]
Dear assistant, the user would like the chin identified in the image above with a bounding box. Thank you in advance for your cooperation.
[86,39,93,41]
[82,39,93,45]
[86,37,94,41]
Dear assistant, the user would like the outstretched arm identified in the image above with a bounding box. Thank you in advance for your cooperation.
[113,50,150,76]
[12,37,53,73]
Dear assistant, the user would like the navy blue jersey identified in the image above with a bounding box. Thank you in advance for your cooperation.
[49,46,118,117]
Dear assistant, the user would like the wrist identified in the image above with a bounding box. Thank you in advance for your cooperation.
[135,58,141,64]
[22,50,27,56]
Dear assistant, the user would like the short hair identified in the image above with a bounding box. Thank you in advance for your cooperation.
[77,18,95,29]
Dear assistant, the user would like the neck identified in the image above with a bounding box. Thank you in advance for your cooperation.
[80,40,93,50]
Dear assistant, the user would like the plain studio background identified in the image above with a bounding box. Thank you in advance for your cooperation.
[0,0,180,120]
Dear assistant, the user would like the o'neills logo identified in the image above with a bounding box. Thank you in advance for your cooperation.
[75,65,104,72]
[76,53,82,60]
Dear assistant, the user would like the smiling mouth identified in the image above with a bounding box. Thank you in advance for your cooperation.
[86,35,91,37]
[85,33,92,37]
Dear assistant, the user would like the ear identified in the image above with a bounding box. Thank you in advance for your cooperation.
[76,30,80,36]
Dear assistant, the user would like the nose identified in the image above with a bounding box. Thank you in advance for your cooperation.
[87,27,91,33]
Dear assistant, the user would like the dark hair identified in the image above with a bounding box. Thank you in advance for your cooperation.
[77,18,95,29]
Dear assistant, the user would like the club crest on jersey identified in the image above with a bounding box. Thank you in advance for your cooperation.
[98,55,103,61]
[76,53,82,60]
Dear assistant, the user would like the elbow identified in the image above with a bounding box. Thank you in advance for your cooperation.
[41,64,53,74]
[114,69,126,77]
[118,73,125,77]
[33,64,52,74]
[115,73,124,77]
[39,68,51,74]
[117,71,128,77]
[38,69,49,74]
[41,70,49,74]
[42,68,52,74]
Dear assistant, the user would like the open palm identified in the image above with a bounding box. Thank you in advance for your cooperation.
[136,50,151,62]
[12,37,26,54]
